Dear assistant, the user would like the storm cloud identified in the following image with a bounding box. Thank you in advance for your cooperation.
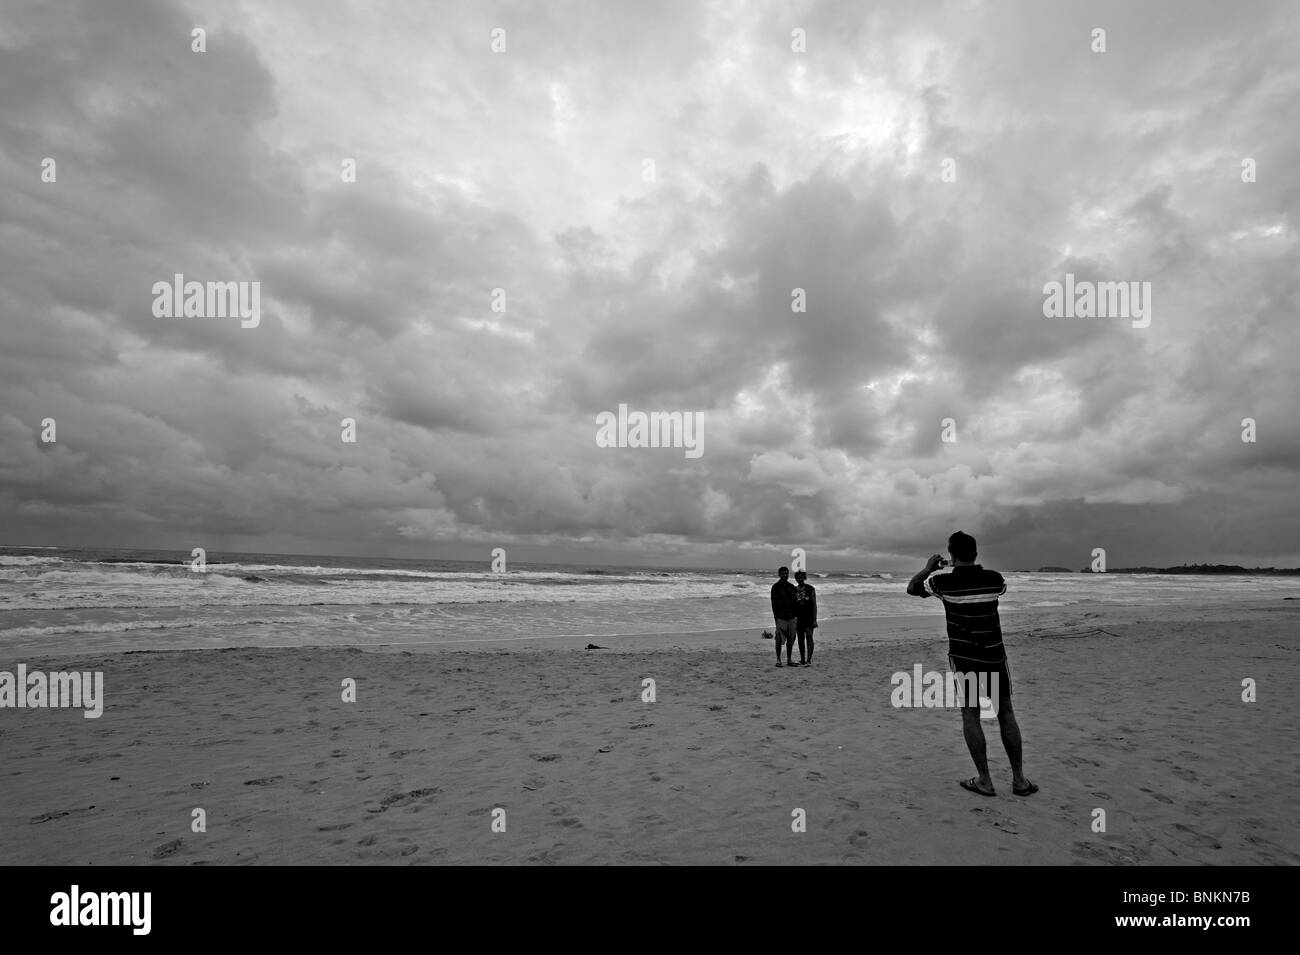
[1,0,1297,569]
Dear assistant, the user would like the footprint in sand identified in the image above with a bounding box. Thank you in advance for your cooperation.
[1075,840,1139,864]
[769,724,787,730]
[1140,788,1174,804]
[357,834,377,846]
[151,839,183,859]
[805,770,826,782]
[708,705,726,711]
[316,823,353,832]
[399,845,419,856]
[848,830,870,849]
[378,788,441,810]
[531,753,563,762]
[243,777,284,786]
[31,806,95,825]
[1169,823,1222,850]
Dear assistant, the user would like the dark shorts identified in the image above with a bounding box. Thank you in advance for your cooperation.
[947,655,1012,709]
[796,619,816,636]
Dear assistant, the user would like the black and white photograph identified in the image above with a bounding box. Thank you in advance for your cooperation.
[0,0,1295,928]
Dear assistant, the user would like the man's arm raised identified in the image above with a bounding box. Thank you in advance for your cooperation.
[906,554,945,597]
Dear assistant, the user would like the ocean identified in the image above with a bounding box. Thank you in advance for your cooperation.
[2,545,1295,655]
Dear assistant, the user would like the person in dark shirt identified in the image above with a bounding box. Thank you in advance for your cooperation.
[770,566,799,667]
[907,531,1036,798]
[793,570,818,666]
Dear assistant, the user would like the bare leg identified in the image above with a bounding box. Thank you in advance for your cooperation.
[996,699,1029,790]
[960,707,994,793]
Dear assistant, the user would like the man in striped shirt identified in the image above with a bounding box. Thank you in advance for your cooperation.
[907,531,1037,798]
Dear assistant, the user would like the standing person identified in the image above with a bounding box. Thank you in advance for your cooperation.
[770,566,799,667]
[793,570,818,666]
[906,531,1037,798]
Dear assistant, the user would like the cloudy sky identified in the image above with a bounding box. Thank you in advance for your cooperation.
[1,0,1297,570]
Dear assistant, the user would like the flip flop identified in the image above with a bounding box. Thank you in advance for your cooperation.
[960,777,996,797]
[1013,781,1039,797]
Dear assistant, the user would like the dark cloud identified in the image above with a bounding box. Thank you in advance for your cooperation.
[1,0,1297,567]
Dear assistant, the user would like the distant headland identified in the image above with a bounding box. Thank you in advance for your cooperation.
[1076,564,1300,575]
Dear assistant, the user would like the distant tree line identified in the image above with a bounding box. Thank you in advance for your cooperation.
[1075,564,1300,575]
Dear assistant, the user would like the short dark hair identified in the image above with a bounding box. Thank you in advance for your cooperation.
[778,566,789,574]
[948,531,977,562]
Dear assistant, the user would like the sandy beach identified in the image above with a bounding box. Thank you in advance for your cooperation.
[2,600,1297,865]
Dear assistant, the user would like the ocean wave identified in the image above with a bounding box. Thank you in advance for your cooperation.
[0,615,308,638]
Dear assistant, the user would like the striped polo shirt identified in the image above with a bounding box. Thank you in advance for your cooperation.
[923,566,1007,665]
